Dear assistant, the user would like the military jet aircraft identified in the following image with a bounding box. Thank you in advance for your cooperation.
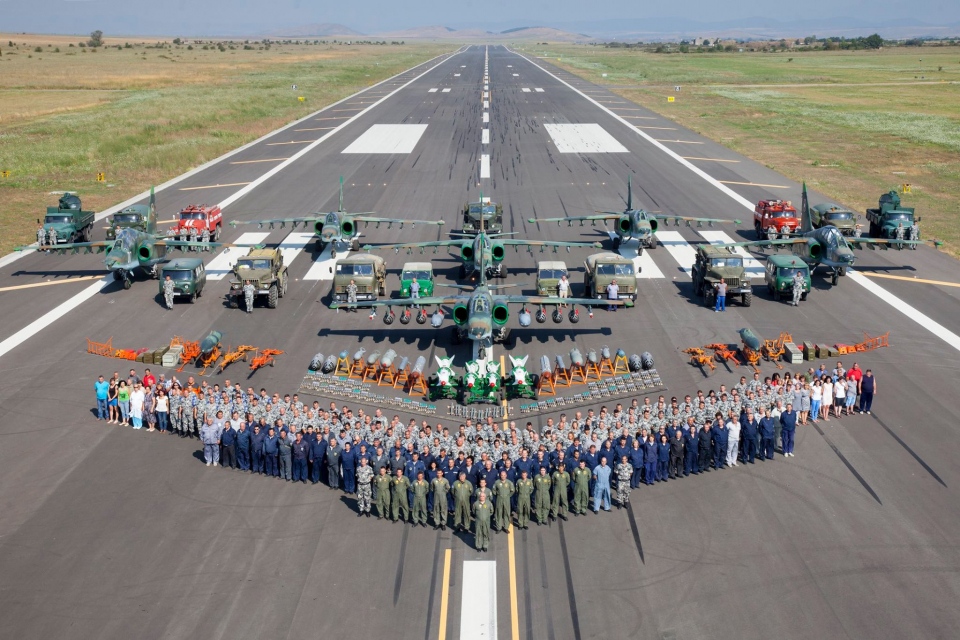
[363,216,601,280]
[331,270,631,360]
[26,188,233,289]
[527,176,739,254]
[231,177,444,258]
[707,183,933,286]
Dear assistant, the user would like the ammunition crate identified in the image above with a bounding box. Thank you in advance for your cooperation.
[783,342,803,364]
[816,344,831,359]
[162,345,183,368]
[803,341,815,360]
[152,348,168,366]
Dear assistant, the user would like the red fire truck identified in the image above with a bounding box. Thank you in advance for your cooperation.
[174,204,223,241]
[754,199,799,239]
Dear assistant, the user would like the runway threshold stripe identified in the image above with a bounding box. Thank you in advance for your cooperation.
[437,549,453,640]
[873,416,947,487]
[0,277,109,359]
[557,522,583,640]
[811,421,882,505]
[278,232,315,267]
[460,561,497,640]
[656,230,696,275]
[698,230,765,278]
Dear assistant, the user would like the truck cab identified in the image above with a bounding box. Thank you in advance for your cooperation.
[866,191,918,239]
[461,199,503,234]
[754,199,799,239]
[811,204,859,235]
[765,255,811,302]
[536,261,568,296]
[106,204,150,240]
[400,262,434,298]
[41,193,95,244]
[583,253,637,301]
[332,254,387,304]
[160,258,206,303]
[175,204,223,240]
[692,244,752,307]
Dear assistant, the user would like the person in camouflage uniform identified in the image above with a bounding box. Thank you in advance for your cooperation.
[37,224,46,248]
[375,466,392,520]
[411,472,430,527]
[346,279,358,310]
[492,470,515,532]
[391,468,411,523]
[572,460,591,515]
[909,221,920,249]
[615,455,634,508]
[243,281,255,313]
[895,222,905,249]
[356,457,374,517]
[431,469,450,530]
[201,227,210,250]
[791,270,805,307]
[550,464,570,521]
[515,470,533,529]
[189,226,199,251]
[47,227,58,247]
[473,492,493,552]
[168,388,181,434]
[534,466,552,525]
[163,275,175,309]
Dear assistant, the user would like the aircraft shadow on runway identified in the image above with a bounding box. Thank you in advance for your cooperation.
[13,268,106,278]
[317,326,612,349]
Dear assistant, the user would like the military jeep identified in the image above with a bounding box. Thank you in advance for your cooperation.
[461,200,503,234]
[691,244,752,307]
[160,258,206,304]
[228,247,288,310]
[400,261,434,298]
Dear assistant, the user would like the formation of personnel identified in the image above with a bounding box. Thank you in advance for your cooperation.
[94,363,880,550]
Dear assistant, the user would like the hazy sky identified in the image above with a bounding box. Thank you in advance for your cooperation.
[4,0,958,36]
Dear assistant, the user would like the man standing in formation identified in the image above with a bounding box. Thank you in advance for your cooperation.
[346,279,358,310]
[431,469,450,530]
[606,279,619,312]
[615,455,633,507]
[493,470,514,532]
[550,464,570,521]
[534,466,552,525]
[200,419,223,467]
[37,224,46,249]
[453,472,473,532]
[392,468,411,523]
[355,457,374,516]
[375,467,392,520]
[515,470,534,528]
[473,492,493,552]
[592,457,612,513]
[409,277,420,308]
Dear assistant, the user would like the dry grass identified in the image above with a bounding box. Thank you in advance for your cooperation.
[538,45,960,256]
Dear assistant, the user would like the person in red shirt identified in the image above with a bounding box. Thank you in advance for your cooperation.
[142,368,157,389]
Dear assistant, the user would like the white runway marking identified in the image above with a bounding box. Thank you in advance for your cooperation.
[278,232,315,267]
[522,87,531,93]
[483,112,489,123]
[512,73,519,76]
[612,235,664,279]
[656,230,696,275]
[483,91,489,98]
[544,123,628,153]
[206,232,271,280]
[460,561,497,640]
[442,88,451,93]
[484,100,489,108]
[304,240,357,281]
[482,129,490,145]
[0,277,109,359]
[342,124,429,154]
[698,230,765,278]
[428,88,438,93]
[535,88,544,92]
[480,154,491,179]
[454,73,461,77]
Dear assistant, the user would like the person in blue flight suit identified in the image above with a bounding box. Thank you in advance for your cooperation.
[629,439,644,488]
[341,442,357,493]
[740,409,760,464]
[669,429,685,479]
[780,402,798,457]
[657,434,671,481]
[235,421,251,471]
[583,445,600,496]
[643,434,658,485]
[592,456,612,513]
[309,432,327,484]
[220,421,238,469]
[262,427,279,477]
[405,451,426,505]
[697,422,714,472]
[759,408,776,460]
[684,425,700,475]
[292,432,310,483]
[251,425,266,474]
[711,415,728,469]
[614,436,632,469]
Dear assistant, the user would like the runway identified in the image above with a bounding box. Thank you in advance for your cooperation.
[1,44,960,640]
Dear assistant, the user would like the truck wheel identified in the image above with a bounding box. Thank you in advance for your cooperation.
[330,248,337,259]
[229,297,238,309]
[801,291,808,301]
[612,236,621,250]
[190,292,197,304]
[267,284,278,308]
[742,292,752,307]
[773,289,781,301]
[703,290,714,308]
[351,238,360,252]
[693,277,703,297]
[85,225,93,242]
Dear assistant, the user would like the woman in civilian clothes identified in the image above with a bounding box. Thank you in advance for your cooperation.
[117,380,131,427]
[833,377,846,419]
[143,385,156,432]
[155,389,169,433]
[820,375,833,422]
[810,379,822,424]
[799,383,811,425]
[107,379,119,424]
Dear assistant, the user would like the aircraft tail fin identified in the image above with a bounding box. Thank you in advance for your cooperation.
[801,182,812,234]
[626,175,633,211]
[338,176,345,213]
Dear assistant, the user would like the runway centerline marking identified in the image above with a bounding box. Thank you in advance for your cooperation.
[179,182,250,191]
[229,158,289,165]
[860,272,960,288]
[720,180,790,189]
[460,561,497,640]
[342,124,429,154]
[0,275,103,292]
[480,154,491,179]
[482,129,490,145]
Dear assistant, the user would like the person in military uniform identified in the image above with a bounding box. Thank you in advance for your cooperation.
[572,460,591,515]
[189,225,199,251]
[550,464,570,521]
[201,227,211,250]
[453,471,474,532]
[346,279,358,310]
[163,275,176,310]
[411,471,430,527]
[431,469,451,530]
[615,455,633,508]
[473,492,493,552]
[47,226,58,247]
[492,470,515,532]
[355,456,375,516]
[515,470,534,529]
[766,225,777,242]
[391,468,411,523]
[37,224,46,249]
[375,466,393,520]
[895,222,905,249]
[791,270,804,307]
[909,220,920,249]
[243,280,255,313]
[533,466,552,525]
[853,223,863,239]
[168,388,182,435]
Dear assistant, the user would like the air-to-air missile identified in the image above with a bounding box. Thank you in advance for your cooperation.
[200,331,222,355]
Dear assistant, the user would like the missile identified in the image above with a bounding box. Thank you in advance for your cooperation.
[739,328,762,351]
[199,330,222,355]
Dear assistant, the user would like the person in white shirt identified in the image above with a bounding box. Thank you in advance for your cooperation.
[725,412,740,467]
[833,378,846,418]
[820,376,833,422]
[557,275,569,308]
[810,380,823,423]
[129,384,145,430]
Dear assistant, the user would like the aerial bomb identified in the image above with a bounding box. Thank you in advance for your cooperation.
[616,348,626,359]
[568,308,579,323]
[519,308,532,327]
[641,351,654,370]
[628,354,643,372]
[380,349,398,368]
[396,356,409,372]
[200,331,222,355]
[587,349,599,364]
[431,311,443,327]
[552,309,563,323]
[353,347,366,362]
[536,308,547,324]
[555,354,566,370]
[412,356,426,375]
[366,350,382,366]
[309,352,325,371]
[399,309,411,324]
[417,309,428,324]
[601,345,611,360]
[569,348,585,367]
[383,310,395,325]
[540,355,551,375]
[321,354,337,373]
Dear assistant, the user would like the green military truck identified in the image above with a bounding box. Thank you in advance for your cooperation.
[106,203,151,240]
[811,204,858,236]
[691,244,752,307]
[159,258,206,304]
[536,261,568,296]
[228,247,288,310]
[764,255,811,303]
[400,262,434,298]
[461,199,503,234]
[331,254,387,305]
[583,253,637,302]
[40,193,95,244]
[865,191,919,239]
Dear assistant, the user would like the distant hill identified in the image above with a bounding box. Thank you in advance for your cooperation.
[266,23,364,37]
[371,24,587,41]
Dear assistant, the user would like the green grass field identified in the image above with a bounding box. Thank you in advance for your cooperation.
[530,45,960,257]
[0,36,453,256]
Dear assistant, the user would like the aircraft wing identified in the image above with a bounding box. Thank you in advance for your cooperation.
[500,295,633,308]
[527,214,619,225]
[498,239,604,250]
[154,240,241,250]
[229,216,324,230]
[655,215,742,226]
[362,240,461,253]
[702,238,807,251]
[28,241,111,255]
[848,238,938,249]
[353,216,445,227]
[330,296,460,310]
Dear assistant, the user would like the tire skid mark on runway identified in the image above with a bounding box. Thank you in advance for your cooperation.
[393,523,410,605]
[626,502,646,563]
[872,415,947,487]
[556,521,583,640]
[810,421,882,505]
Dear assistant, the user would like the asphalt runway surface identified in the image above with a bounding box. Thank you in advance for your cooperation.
[2,45,960,640]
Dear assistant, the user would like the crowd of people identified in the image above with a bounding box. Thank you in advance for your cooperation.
[93,361,878,550]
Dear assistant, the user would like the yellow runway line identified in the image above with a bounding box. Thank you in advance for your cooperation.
[0,275,102,292]
[265,140,319,146]
[861,272,960,288]
[438,549,452,640]
[293,127,336,132]
[230,158,289,165]
[179,182,250,191]
[507,523,520,640]
[720,180,790,189]
[682,157,741,163]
